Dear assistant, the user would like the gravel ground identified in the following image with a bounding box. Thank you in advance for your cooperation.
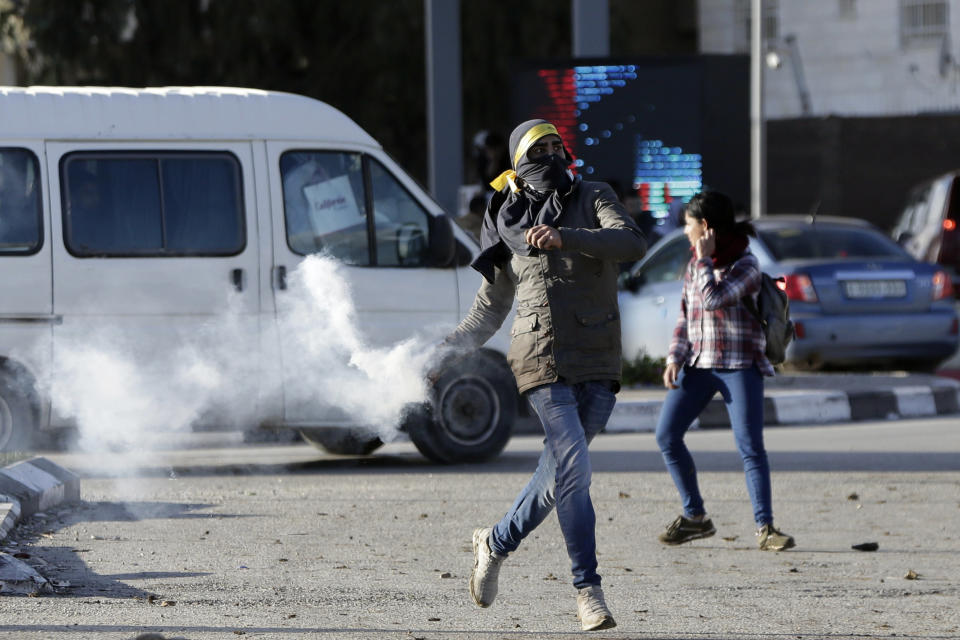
[0,419,957,640]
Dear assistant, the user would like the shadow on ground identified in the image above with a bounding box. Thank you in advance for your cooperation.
[2,500,237,600]
[54,448,960,479]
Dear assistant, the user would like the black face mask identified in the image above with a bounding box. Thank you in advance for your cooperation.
[516,154,571,193]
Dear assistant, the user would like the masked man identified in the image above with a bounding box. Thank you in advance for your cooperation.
[442,119,647,631]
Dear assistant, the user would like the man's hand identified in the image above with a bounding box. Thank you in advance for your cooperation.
[525,224,562,250]
[694,228,715,260]
[663,363,681,390]
[425,365,443,386]
[424,341,465,387]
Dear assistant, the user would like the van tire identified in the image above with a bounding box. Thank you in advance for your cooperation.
[0,371,36,453]
[406,350,516,464]
[299,428,384,456]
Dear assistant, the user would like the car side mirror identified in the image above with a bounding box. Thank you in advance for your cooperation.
[427,213,457,267]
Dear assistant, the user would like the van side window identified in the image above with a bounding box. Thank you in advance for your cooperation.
[369,159,431,267]
[0,148,42,255]
[280,151,369,265]
[62,153,244,257]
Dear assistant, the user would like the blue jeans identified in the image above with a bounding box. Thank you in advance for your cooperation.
[489,380,616,589]
[654,366,773,527]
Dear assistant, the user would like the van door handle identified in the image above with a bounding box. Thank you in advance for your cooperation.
[231,268,244,292]
[0,315,63,325]
[274,265,287,291]
[655,296,665,305]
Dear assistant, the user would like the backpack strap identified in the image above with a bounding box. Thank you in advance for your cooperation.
[742,290,763,325]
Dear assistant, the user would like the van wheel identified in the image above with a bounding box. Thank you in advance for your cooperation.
[406,351,517,464]
[0,373,35,452]
[299,428,384,456]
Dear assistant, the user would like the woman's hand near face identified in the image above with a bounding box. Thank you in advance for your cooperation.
[695,228,715,260]
[663,362,681,389]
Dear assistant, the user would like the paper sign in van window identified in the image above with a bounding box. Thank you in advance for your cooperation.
[303,175,364,236]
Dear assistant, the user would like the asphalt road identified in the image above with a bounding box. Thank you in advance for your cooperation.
[2,417,959,640]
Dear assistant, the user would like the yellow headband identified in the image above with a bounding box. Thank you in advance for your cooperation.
[512,123,560,168]
[489,123,562,192]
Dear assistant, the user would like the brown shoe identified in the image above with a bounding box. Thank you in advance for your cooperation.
[658,515,716,545]
[757,523,796,551]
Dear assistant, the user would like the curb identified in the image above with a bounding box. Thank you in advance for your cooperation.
[0,495,20,540]
[0,457,80,543]
[607,383,960,433]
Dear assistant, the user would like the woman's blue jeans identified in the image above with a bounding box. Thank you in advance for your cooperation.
[488,380,616,589]
[654,366,773,527]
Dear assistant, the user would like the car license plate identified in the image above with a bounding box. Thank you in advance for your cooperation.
[843,280,907,298]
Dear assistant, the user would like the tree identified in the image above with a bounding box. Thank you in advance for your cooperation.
[0,0,427,180]
[1,0,691,187]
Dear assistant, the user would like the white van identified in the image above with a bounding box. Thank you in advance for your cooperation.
[0,86,515,463]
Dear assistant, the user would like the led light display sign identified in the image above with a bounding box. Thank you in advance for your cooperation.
[511,56,749,219]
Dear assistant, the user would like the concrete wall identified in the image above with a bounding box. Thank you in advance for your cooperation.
[768,113,960,229]
[699,0,960,118]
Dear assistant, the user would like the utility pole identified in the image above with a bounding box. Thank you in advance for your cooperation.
[572,0,609,57]
[750,0,767,218]
[424,0,463,217]
[750,0,765,219]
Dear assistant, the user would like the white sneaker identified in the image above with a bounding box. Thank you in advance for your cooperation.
[469,527,505,607]
[576,585,617,631]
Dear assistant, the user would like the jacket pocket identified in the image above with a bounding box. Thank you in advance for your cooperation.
[555,251,602,278]
[508,312,540,375]
[573,308,618,353]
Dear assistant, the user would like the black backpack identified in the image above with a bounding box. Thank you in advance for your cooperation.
[743,273,795,365]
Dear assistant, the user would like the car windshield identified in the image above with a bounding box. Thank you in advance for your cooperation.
[757,225,910,261]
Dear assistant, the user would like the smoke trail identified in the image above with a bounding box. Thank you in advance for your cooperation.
[42,293,262,454]
[275,255,442,435]
[32,254,448,457]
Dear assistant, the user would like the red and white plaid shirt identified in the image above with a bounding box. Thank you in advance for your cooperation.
[667,250,775,376]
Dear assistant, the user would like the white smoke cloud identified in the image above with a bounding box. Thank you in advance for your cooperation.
[275,255,441,432]
[33,254,449,459]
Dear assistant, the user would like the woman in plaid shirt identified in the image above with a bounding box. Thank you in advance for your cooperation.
[654,191,795,552]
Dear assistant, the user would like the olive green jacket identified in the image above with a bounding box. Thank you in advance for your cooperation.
[447,181,647,394]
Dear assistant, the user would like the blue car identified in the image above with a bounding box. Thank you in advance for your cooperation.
[619,215,959,370]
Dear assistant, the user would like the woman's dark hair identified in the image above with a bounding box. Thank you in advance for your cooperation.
[684,191,756,237]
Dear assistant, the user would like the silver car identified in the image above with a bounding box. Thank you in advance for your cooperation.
[619,215,959,370]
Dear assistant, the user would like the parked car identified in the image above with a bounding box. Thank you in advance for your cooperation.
[619,215,959,371]
[891,170,960,296]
